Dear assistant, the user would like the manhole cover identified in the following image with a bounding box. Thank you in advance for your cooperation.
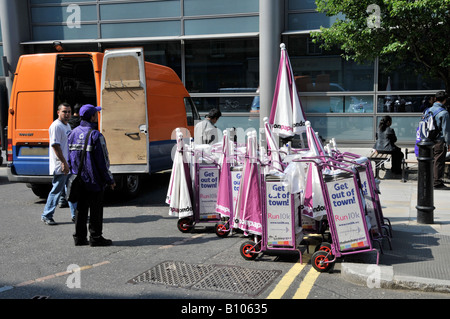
[129,261,281,296]
[128,261,216,287]
[193,265,281,296]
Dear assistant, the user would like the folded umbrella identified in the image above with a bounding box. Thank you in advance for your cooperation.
[216,130,233,218]
[234,131,263,235]
[166,130,194,218]
[269,43,307,138]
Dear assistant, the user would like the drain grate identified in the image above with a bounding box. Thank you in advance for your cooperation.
[128,261,216,287]
[193,265,281,296]
[129,261,281,296]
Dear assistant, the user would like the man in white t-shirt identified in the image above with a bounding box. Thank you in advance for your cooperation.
[41,103,75,225]
[194,108,221,145]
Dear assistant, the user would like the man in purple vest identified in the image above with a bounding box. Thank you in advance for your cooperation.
[68,104,116,246]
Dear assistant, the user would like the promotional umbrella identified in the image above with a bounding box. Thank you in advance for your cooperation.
[234,131,263,235]
[263,117,283,173]
[305,121,326,158]
[301,161,327,220]
[166,130,194,218]
[269,43,307,138]
[301,121,328,220]
[216,130,233,218]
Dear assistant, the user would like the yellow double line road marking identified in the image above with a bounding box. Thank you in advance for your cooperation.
[292,267,321,299]
[266,261,309,299]
[266,248,321,299]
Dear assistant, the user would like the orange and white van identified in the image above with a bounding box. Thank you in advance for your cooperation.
[7,48,199,197]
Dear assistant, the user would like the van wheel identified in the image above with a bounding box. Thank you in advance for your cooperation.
[30,184,52,199]
[121,174,140,198]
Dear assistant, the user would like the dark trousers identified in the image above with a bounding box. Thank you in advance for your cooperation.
[390,147,404,174]
[433,140,446,187]
[379,148,404,174]
[73,186,105,240]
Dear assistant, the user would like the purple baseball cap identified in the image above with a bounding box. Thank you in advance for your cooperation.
[79,104,101,119]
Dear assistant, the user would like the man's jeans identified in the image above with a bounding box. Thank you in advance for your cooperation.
[42,174,76,219]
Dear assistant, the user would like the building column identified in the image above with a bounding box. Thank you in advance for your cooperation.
[0,0,29,99]
[259,0,284,127]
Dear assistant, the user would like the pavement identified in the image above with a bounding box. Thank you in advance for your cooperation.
[338,148,450,294]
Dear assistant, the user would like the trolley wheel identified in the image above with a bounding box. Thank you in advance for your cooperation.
[215,222,230,238]
[240,240,258,260]
[311,251,333,272]
[315,242,333,255]
[177,217,194,233]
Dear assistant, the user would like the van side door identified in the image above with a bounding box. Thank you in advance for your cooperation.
[100,48,149,174]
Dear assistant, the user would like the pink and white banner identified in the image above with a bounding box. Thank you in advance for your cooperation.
[234,132,263,235]
[269,43,307,138]
[166,131,194,218]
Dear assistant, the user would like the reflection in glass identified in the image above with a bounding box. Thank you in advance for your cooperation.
[345,96,373,113]
[99,1,180,20]
[301,96,373,113]
[379,61,445,91]
[288,0,317,10]
[377,95,434,113]
[184,0,258,16]
[287,12,344,31]
[307,116,374,141]
[191,96,256,113]
[377,116,420,142]
[285,35,374,92]
[215,116,261,140]
[185,38,259,93]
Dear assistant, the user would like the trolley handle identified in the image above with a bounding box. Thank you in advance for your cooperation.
[292,156,357,175]
[333,156,368,169]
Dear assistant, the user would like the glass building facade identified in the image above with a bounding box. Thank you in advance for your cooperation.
[0,0,445,146]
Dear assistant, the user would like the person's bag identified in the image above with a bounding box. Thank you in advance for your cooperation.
[66,129,93,202]
[415,106,445,156]
[67,174,82,202]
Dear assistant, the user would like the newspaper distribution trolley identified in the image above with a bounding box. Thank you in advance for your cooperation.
[239,174,304,263]
[166,130,223,235]
[214,165,242,237]
[339,152,393,241]
[307,158,380,272]
[177,162,222,233]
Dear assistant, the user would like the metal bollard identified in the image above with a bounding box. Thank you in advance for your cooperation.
[416,137,435,224]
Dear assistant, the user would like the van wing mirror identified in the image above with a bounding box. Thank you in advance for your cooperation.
[139,124,147,135]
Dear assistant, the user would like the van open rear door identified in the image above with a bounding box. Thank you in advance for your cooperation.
[100,48,149,174]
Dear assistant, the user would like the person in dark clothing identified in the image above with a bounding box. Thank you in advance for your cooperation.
[427,91,449,188]
[60,103,83,211]
[68,103,82,129]
[420,96,435,112]
[68,104,115,246]
[373,115,404,175]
